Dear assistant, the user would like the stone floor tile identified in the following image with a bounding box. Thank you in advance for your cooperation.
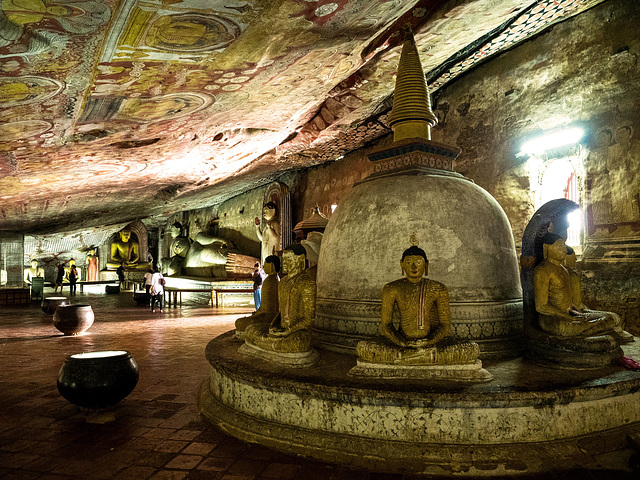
[156,440,190,453]
[110,465,158,480]
[169,430,202,442]
[259,462,301,479]
[133,451,177,468]
[181,442,216,456]
[149,470,189,480]
[196,457,234,472]
[226,459,269,476]
[165,454,204,470]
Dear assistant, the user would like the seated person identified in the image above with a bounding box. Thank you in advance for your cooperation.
[356,245,479,365]
[533,233,631,341]
[108,228,140,269]
[244,244,316,353]
[235,255,280,337]
[24,259,44,284]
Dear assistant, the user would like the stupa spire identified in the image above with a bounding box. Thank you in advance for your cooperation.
[387,26,438,142]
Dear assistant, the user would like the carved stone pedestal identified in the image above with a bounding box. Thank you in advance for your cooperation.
[349,359,493,382]
[238,342,319,368]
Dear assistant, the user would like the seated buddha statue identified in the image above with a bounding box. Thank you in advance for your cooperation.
[235,255,280,338]
[24,259,44,284]
[356,245,480,366]
[243,244,316,355]
[534,233,632,342]
[107,229,140,269]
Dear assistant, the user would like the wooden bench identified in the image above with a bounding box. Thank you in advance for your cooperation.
[213,288,254,308]
[77,280,118,293]
[163,287,214,308]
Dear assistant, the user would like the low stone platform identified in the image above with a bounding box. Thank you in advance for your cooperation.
[198,331,640,476]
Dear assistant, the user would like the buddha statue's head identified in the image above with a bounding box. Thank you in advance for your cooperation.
[565,246,577,270]
[282,244,305,275]
[119,229,132,243]
[30,259,38,269]
[169,222,183,238]
[401,246,428,283]
[263,202,277,222]
[264,255,280,275]
[542,233,567,262]
[69,258,76,267]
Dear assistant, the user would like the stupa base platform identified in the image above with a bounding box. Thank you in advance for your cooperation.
[198,331,640,476]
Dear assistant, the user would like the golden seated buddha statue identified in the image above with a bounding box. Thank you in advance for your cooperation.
[533,233,632,342]
[355,245,481,368]
[107,229,144,270]
[242,244,318,366]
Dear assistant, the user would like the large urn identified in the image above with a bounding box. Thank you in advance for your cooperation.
[53,304,94,335]
[41,296,68,315]
[57,351,139,409]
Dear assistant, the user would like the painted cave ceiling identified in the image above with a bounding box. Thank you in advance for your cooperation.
[0,0,603,235]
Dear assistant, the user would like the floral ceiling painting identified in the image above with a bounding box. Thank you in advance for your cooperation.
[0,0,603,234]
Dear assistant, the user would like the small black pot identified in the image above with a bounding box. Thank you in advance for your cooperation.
[57,350,139,409]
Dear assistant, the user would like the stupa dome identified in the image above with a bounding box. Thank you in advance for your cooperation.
[315,166,523,358]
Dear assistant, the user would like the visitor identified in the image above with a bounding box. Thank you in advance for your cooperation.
[149,267,165,313]
[252,262,266,310]
[116,262,125,287]
[68,264,78,296]
[143,268,154,307]
[54,262,65,293]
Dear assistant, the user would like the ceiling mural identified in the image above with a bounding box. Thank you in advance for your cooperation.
[0,0,603,234]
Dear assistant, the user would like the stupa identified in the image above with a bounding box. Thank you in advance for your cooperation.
[314,30,523,360]
[198,28,640,476]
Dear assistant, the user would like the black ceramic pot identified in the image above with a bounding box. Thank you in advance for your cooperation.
[53,304,94,335]
[57,351,139,409]
[41,296,68,315]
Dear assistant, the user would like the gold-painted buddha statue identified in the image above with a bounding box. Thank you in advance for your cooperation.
[533,233,632,341]
[24,259,44,284]
[241,244,318,366]
[107,228,142,270]
[235,255,280,338]
[356,244,480,366]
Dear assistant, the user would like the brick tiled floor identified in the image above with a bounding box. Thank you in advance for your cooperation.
[0,290,636,479]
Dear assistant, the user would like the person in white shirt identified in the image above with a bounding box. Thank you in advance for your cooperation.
[143,268,154,307]
[149,267,165,313]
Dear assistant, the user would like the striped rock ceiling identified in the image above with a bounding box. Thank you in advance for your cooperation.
[0,0,602,235]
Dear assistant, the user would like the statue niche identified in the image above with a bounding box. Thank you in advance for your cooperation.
[240,244,319,367]
[107,220,150,271]
[351,241,491,382]
[255,182,292,263]
[521,199,634,368]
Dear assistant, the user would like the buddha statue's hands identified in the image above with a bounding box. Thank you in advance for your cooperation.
[405,338,437,349]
